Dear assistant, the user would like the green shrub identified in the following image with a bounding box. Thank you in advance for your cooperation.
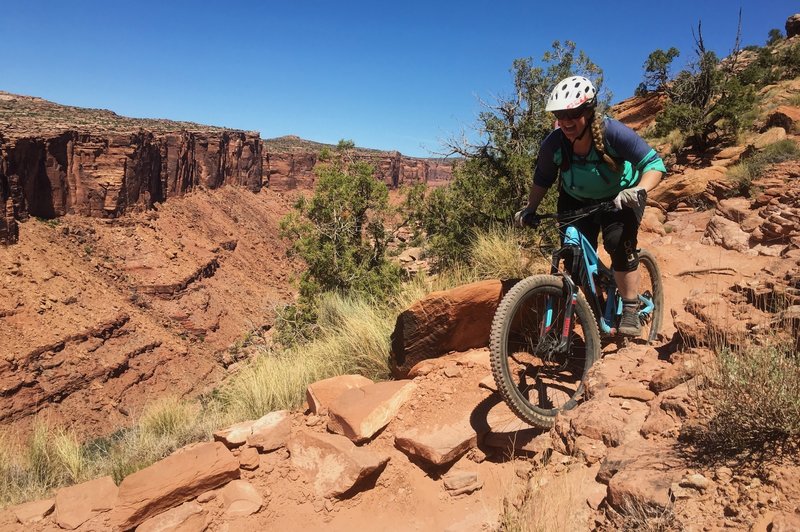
[278,140,401,342]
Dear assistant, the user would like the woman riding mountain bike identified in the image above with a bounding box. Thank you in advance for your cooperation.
[515,76,667,337]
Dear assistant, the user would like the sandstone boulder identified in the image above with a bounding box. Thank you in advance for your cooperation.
[390,279,515,378]
[136,501,208,532]
[247,410,292,452]
[288,431,389,498]
[650,166,727,208]
[221,479,263,517]
[214,410,291,451]
[10,498,54,524]
[600,441,682,511]
[701,214,752,252]
[327,380,416,443]
[306,374,374,415]
[752,127,787,149]
[54,476,117,530]
[238,447,260,471]
[395,416,478,466]
[111,441,239,530]
[766,105,800,133]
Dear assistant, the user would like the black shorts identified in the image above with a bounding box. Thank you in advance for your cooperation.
[557,191,644,272]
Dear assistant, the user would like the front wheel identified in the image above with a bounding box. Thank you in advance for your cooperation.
[489,275,601,429]
[636,249,664,343]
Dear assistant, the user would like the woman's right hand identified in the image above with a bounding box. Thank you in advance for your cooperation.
[514,207,539,228]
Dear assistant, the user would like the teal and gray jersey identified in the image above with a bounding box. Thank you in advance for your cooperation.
[533,117,666,201]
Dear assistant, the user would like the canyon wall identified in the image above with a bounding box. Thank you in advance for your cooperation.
[0,92,456,245]
[264,149,454,191]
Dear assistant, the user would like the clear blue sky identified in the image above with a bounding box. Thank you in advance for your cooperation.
[1,1,796,157]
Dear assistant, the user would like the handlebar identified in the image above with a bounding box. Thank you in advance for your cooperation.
[530,201,616,226]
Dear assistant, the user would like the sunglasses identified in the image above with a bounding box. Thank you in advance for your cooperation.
[553,108,586,121]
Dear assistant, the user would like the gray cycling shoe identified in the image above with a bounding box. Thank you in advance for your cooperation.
[618,305,642,337]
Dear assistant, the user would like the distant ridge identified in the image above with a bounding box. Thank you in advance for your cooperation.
[0,91,448,160]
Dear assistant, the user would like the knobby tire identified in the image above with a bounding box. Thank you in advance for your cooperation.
[489,275,600,429]
[637,249,664,344]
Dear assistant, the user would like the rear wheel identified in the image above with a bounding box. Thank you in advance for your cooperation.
[636,249,664,343]
[489,275,601,428]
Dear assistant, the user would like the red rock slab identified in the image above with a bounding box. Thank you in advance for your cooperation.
[394,416,478,467]
[214,410,291,450]
[306,374,373,415]
[10,498,54,524]
[247,410,292,452]
[238,447,260,471]
[221,479,263,517]
[288,430,389,498]
[111,441,239,530]
[327,380,416,443]
[481,401,549,454]
[54,475,118,530]
[390,279,516,378]
[608,385,656,402]
[136,501,208,532]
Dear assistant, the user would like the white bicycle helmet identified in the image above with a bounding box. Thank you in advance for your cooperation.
[545,76,597,112]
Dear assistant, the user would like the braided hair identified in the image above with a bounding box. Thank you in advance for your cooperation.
[589,109,622,174]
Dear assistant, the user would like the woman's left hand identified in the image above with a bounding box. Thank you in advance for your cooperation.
[613,187,646,210]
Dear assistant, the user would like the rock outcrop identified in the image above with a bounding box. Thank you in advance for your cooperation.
[1,93,456,246]
[263,143,454,191]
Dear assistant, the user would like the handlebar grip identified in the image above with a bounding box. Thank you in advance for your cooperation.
[522,212,540,228]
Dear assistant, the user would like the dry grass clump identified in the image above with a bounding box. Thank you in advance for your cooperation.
[470,225,549,281]
[0,397,227,504]
[220,292,394,421]
[499,460,596,532]
[726,139,800,196]
[0,422,89,506]
[693,337,800,456]
[101,396,226,483]
[604,497,680,532]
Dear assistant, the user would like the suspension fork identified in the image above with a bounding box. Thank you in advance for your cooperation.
[555,272,579,353]
[539,273,578,353]
[541,248,580,354]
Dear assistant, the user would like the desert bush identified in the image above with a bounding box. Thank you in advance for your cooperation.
[726,139,800,196]
[278,140,401,342]
[640,47,680,92]
[693,338,800,456]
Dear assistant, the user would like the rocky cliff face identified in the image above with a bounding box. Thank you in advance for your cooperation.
[0,94,455,245]
[1,130,262,219]
[262,139,454,192]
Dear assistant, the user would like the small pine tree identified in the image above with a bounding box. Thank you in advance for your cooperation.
[278,140,400,341]
[641,47,680,92]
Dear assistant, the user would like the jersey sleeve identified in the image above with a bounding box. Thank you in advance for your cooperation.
[532,130,563,189]
[604,118,667,174]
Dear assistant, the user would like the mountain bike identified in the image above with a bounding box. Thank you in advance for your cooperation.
[489,200,664,428]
